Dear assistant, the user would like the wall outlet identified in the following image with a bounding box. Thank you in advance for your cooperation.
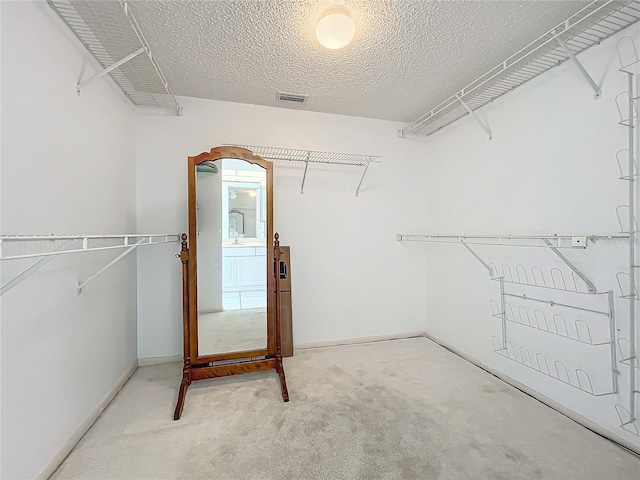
[572,236,587,248]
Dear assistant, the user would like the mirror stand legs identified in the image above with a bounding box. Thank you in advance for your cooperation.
[174,365,191,420]
[276,357,289,402]
[173,358,288,420]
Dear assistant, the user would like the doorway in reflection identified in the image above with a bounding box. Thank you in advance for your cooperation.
[196,158,267,356]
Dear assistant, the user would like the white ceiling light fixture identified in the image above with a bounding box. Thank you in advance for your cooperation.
[316,6,355,50]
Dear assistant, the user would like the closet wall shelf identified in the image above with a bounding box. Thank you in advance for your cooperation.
[0,234,180,296]
[225,144,381,196]
[396,233,627,249]
[399,0,640,138]
[397,232,627,296]
[48,0,181,114]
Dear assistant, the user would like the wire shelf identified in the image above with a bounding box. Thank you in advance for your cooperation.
[225,144,381,196]
[225,144,380,167]
[492,337,615,396]
[401,0,640,137]
[0,234,181,296]
[0,234,180,261]
[396,234,627,249]
[48,0,180,113]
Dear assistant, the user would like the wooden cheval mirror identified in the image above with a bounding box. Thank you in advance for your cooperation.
[174,146,289,420]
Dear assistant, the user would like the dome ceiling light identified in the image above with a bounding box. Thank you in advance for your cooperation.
[316,6,355,50]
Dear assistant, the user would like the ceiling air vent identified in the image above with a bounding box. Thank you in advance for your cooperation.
[276,92,308,103]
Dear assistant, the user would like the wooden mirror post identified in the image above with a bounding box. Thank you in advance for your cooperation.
[174,147,289,421]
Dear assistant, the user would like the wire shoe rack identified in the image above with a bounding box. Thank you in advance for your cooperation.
[491,337,616,397]
[614,35,640,436]
[488,262,594,294]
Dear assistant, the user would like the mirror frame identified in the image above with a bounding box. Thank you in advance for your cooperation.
[188,146,274,364]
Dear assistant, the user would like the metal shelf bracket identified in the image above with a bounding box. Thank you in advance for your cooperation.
[455,95,493,140]
[0,239,77,296]
[459,240,495,276]
[541,238,597,293]
[355,161,371,197]
[300,152,310,195]
[76,237,146,294]
[76,47,145,95]
[556,36,602,99]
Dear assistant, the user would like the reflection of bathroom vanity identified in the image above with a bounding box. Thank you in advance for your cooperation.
[222,243,267,310]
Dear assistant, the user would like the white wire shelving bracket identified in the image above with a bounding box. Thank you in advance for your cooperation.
[0,234,180,296]
[48,0,181,115]
[226,144,381,197]
[614,35,640,436]
[399,0,640,138]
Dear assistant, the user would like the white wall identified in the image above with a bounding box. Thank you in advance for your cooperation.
[196,171,223,312]
[418,23,640,448]
[1,2,138,478]
[136,98,431,359]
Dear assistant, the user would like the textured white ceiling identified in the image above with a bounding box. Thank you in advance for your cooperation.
[129,1,590,122]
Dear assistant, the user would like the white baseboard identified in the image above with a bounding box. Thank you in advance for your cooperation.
[38,360,138,480]
[138,354,182,366]
[421,331,640,457]
[294,331,426,350]
[137,333,427,365]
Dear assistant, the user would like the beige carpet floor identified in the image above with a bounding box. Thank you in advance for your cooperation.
[51,338,639,479]
[198,308,267,355]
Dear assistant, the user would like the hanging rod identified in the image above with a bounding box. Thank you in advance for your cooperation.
[0,234,180,296]
[399,0,640,138]
[225,144,381,196]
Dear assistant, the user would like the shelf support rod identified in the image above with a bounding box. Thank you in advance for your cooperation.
[608,291,619,394]
[499,277,507,349]
[76,47,146,94]
[1,239,77,296]
[556,37,602,99]
[459,240,494,276]
[300,152,310,195]
[626,69,637,423]
[77,238,146,294]
[355,162,371,197]
[542,238,597,293]
[455,95,493,140]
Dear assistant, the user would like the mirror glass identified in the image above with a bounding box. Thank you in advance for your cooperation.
[196,158,267,356]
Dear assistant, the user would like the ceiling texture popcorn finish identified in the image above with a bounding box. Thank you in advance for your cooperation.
[48,1,640,126]
[128,0,598,121]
